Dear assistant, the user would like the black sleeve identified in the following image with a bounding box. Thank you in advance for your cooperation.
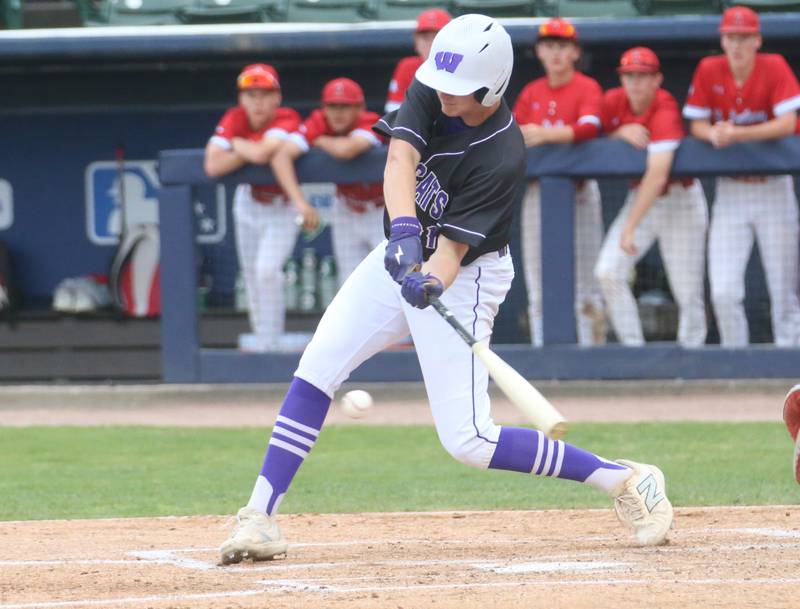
[373,78,438,156]
[438,156,524,248]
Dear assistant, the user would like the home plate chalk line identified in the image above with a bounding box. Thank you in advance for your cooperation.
[1,526,799,608]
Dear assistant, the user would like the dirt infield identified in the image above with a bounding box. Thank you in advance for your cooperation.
[0,382,796,608]
[1,506,799,609]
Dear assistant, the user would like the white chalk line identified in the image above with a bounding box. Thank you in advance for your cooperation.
[0,589,266,609]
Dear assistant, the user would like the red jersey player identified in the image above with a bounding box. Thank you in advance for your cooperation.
[272,77,387,283]
[512,17,605,346]
[204,63,309,352]
[594,47,708,347]
[384,8,451,113]
[683,6,800,347]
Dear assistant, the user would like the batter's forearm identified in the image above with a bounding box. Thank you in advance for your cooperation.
[422,237,469,290]
[384,139,420,220]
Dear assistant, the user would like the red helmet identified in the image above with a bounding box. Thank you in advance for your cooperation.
[537,18,578,42]
[322,78,364,105]
[237,64,280,91]
[415,8,451,33]
[617,47,660,74]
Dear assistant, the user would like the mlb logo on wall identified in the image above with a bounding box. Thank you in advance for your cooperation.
[85,160,225,245]
[0,179,12,230]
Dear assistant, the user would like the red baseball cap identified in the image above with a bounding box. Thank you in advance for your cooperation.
[617,47,661,74]
[537,18,578,41]
[322,77,365,105]
[415,8,451,33]
[237,64,280,91]
[719,6,760,34]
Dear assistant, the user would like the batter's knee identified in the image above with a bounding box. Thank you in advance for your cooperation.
[438,433,496,470]
[254,260,284,284]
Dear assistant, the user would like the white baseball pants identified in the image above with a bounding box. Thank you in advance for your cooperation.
[522,180,605,346]
[594,180,708,347]
[709,176,800,347]
[331,200,386,284]
[296,242,514,469]
[233,185,300,349]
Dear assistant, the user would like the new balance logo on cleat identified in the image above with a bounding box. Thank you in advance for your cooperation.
[611,459,674,546]
[636,473,666,513]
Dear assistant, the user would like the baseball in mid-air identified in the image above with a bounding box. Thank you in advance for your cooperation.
[340,390,373,419]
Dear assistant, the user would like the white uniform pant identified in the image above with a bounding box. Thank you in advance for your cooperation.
[594,180,708,347]
[331,200,386,284]
[233,185,300,348]
[522,180,605,346]
[297,242,514,469]
[709,176,800,347]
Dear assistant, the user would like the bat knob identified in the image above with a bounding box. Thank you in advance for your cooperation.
[547,421,568,440]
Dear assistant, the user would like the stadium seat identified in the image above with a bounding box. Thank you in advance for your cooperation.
[286,0,376,22]
[555,0,636,17]
[178,0,281,23]
[452,0,535,17]
[632,0,721,15]
[376,0,450,22]
[720,0,800,10]
[96,0,188,24]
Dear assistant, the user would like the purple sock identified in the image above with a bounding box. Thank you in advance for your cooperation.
[248,377,330,516]
[488,427,628,485]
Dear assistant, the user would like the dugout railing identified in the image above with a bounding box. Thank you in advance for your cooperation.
[158,136,800,383]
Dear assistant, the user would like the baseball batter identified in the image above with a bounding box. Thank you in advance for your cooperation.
[384,8,451,113]
[219,15,673,565]
[204,64,313,352]
[512,18,605,346]
[683,6,800,347]
[271,78,386,283]
[594,47,708,347]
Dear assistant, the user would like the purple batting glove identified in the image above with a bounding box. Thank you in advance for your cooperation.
[401,272,444,309]
[384,216,423,283]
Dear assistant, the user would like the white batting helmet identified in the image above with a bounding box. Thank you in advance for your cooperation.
[415,13,514,107]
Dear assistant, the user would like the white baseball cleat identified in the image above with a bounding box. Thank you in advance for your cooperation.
[219,507,288,565]
[610,460,674,546]
[783,384,800,484]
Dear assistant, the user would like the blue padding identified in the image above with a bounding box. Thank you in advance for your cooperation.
[160,136,800,186]
[196,344,800,383]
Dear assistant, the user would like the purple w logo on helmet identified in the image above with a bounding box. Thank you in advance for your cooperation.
[434,51,464,73]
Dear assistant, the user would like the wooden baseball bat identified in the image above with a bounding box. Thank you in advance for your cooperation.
[429,296,568,440]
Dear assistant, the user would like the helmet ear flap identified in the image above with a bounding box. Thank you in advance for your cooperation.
[473,87,489,104]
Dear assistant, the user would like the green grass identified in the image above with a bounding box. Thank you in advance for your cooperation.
[0,423,797,521]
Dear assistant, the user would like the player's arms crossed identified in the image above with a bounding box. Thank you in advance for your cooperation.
[231,135,285,165]
[421,234,469,289]
[313,134,374,160]
[204,140,247,178]
[691,111,796,148]
[519,123,580,147]
[269,140,320,231]
[619,149,674,255]
[383,137,421,220]
[609,123,650,150]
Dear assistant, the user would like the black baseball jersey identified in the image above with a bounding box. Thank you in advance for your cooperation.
[373,78,526,266]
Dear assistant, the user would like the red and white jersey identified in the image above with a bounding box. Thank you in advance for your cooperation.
[210,106,301,202]
[512,71,602,133]
[602,87,684,154]
[385,56,424,113]
[289,109,386,204]
[683,54,800,133]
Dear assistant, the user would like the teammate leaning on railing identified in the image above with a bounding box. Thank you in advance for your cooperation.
[513,17,606,347]
[594,47,709,348]
[683,6,800,348]
[203,64,310,353]
[270,77,387,284]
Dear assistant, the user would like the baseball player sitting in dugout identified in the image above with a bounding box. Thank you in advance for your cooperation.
[219,15,674,566]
